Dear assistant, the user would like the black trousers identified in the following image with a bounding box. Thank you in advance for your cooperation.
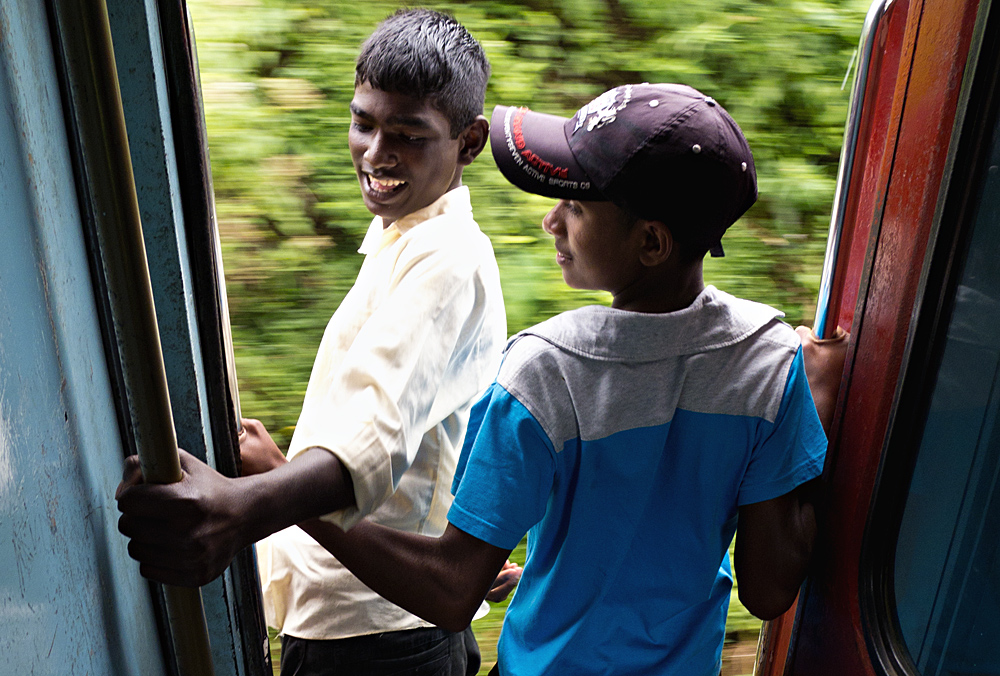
[280,626,481,676]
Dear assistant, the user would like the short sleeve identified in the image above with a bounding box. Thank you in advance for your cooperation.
[738,347,827,506]
[448,382,556,550]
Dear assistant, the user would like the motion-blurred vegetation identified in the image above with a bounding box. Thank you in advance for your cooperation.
[188,0,868,449]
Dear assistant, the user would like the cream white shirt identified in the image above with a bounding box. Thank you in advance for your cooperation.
[257,186,507,639]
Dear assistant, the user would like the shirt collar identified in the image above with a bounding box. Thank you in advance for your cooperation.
[512,286,785,361]
[359,186,472,256]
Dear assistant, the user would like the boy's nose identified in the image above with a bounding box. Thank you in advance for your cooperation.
[542,203,564,235]
[364,131,396,168]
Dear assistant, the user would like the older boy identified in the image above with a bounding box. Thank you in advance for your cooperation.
[273,83,828,676]
[118,8,507,675]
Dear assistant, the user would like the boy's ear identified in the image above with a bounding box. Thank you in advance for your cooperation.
[457,116,490,166]
[638,219,673,266]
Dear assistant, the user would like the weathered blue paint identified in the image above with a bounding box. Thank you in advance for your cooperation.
[1,2,264,673]
[0,3,168,674]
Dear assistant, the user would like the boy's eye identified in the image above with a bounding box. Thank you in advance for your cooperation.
[566,201,583,215]
[401,133,427,144]
[351,121,373,133]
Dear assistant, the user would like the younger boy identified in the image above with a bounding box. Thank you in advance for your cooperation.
[282,83,828,675]
[117,8,508,675]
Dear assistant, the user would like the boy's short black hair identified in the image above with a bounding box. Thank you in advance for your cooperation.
[356,9,490,138]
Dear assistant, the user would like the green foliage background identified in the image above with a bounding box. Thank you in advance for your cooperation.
[189,0,867,447]
[187,0,867,670]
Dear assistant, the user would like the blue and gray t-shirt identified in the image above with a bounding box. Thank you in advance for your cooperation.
[448,285,827,676]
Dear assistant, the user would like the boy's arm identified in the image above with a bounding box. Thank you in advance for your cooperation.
[733,337,833,620]
[298,519,512,632]
[116,447,354,588]
[734,478,820,620]
[238,418,522,608]
[795,325,849,436]
[117,246,501,585]
[240,419,521,626]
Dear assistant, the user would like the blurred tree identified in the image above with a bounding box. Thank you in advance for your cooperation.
[188,0,867,448]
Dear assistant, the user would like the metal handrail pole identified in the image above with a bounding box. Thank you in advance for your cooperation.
[814,0,893,338]
[48,0,215,673]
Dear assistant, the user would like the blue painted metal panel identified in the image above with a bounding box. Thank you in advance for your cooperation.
[0,1,267,671]
[0,3,168,674]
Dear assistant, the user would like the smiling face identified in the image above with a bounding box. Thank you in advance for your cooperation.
[349,82,473,226]
[542,199,646,297]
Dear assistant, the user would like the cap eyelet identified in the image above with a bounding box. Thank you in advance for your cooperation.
[705,97,716,106]
[649,100,659,108]
[741,162,747,172]
[692,144,702,154]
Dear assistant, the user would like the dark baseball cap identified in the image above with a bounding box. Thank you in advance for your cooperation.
[489,83,757,256]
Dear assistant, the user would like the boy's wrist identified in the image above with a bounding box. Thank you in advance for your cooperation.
[245,447,356,543]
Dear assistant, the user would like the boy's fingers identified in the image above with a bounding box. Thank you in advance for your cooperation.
[115,465,194,518]
[118,512,176,543]
[497,567,522,585]
[177,448,205,472]
[139,562,206,588]
[115,478,171,514]
[485,563,523,602]
[240,418,265,438]
[115,454,144,499]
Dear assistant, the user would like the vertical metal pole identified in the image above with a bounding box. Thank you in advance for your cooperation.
[48,0,215,673]
[814,0,892,338]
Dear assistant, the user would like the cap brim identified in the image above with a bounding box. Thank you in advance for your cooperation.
[489,105,604,201]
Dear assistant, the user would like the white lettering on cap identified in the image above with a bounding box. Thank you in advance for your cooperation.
[504,108,523,168]
[572,84,633,134]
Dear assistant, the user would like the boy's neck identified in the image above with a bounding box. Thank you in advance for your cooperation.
[379,180,464,230]
[611,260,706,314]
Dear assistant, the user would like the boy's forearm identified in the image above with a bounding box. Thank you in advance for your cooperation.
[117,446,355,588]
[299,519,510,632]
[243,447,356,542]
[767,495,816,601]
[735,480,820,620]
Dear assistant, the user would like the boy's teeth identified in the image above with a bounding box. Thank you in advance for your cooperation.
[369,175,405,189]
